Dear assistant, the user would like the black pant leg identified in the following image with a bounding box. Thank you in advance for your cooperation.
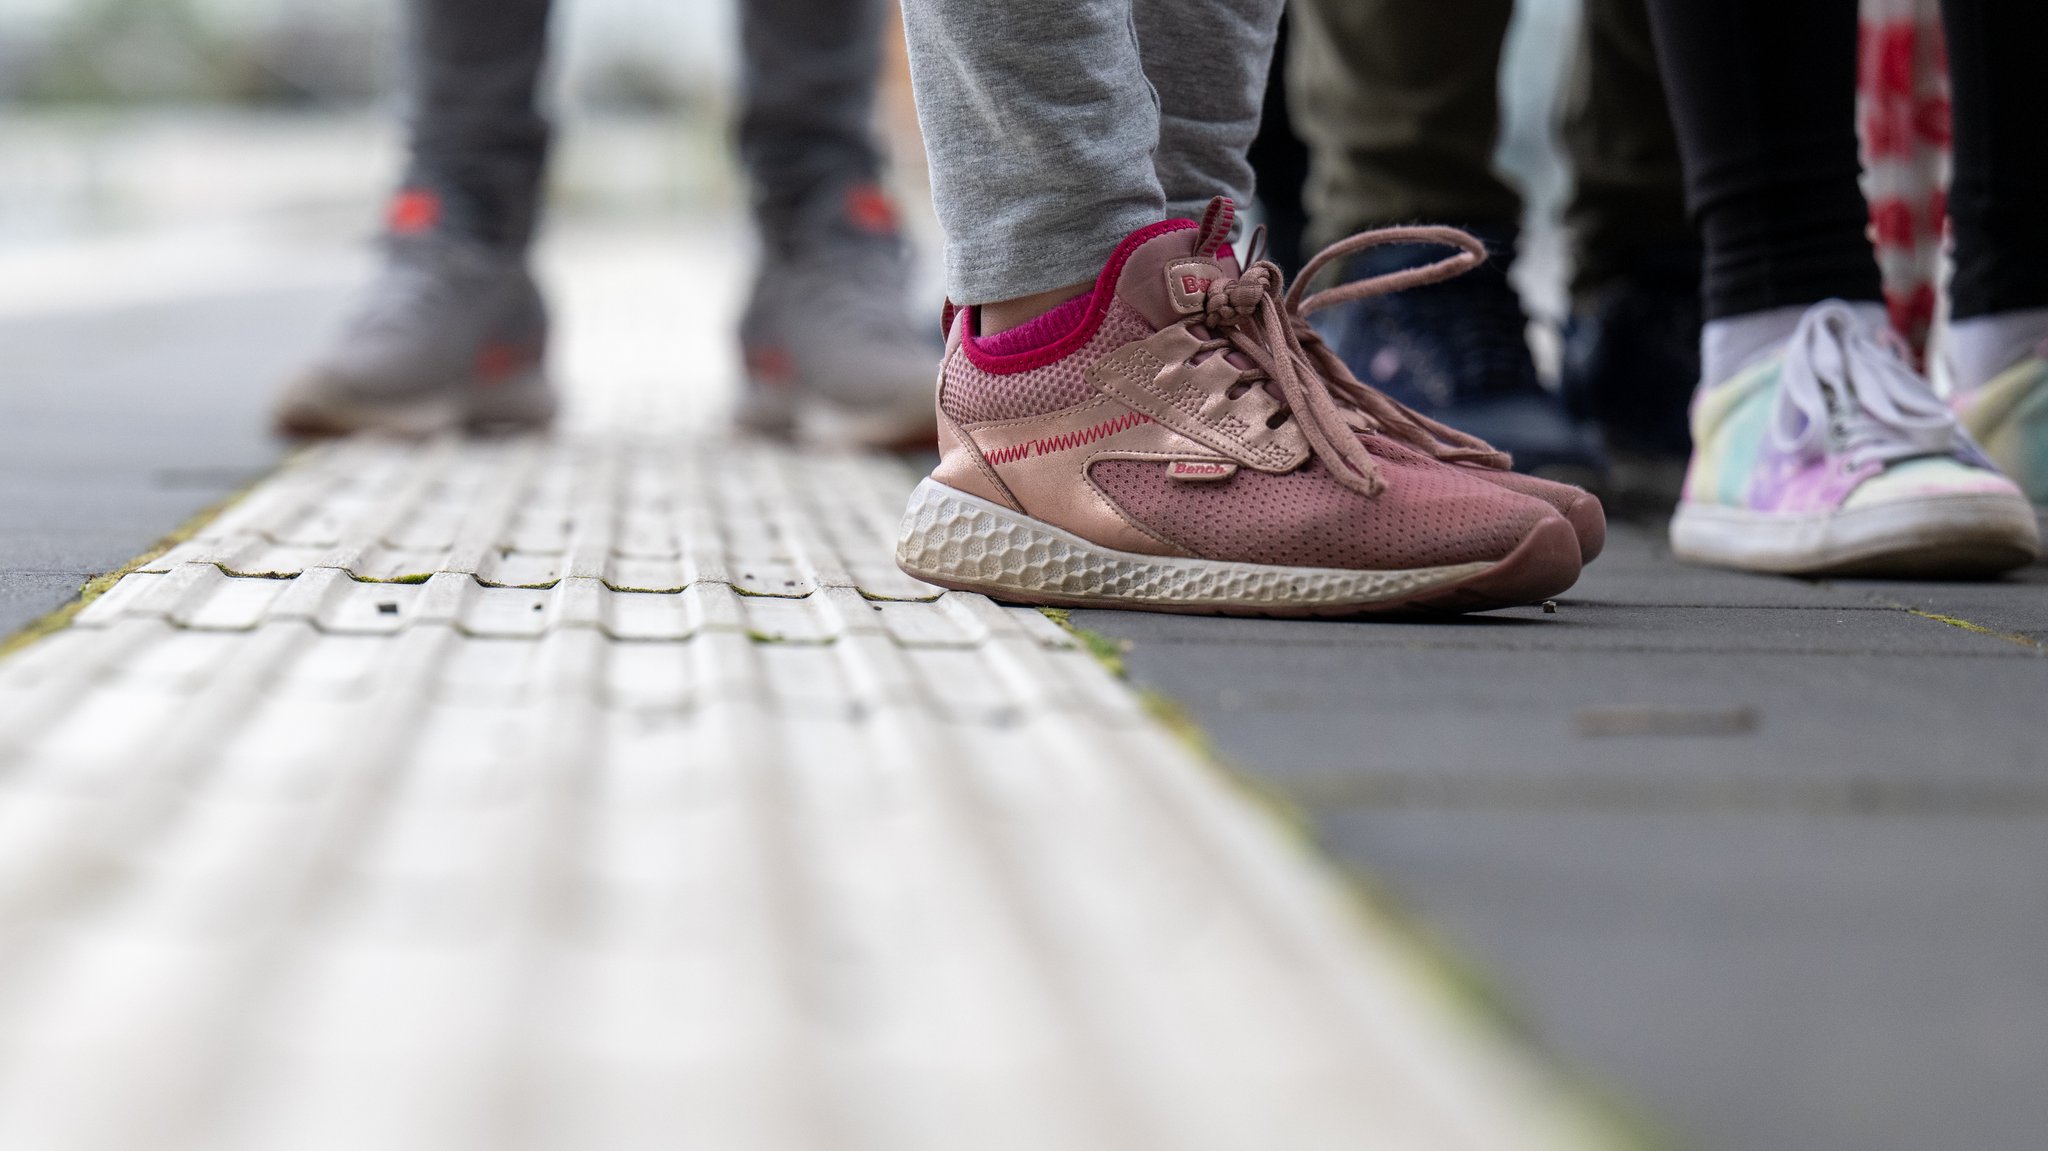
[1942,0,2048,319]
[1641,0,1881,319]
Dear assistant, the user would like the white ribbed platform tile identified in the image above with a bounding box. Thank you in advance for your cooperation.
[0,434,1607,1151]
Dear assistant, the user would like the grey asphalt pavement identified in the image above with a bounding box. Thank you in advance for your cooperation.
[1078,519,2048,1151]
[0,288,338,636]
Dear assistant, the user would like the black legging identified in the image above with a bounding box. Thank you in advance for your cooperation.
[1644,0,2048,322]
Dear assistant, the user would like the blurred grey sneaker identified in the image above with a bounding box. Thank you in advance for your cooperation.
[276,230,556,437]
[738,183,940,450]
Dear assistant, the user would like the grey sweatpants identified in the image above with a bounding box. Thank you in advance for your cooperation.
[402,0,894,248]
[900,0,1284,304]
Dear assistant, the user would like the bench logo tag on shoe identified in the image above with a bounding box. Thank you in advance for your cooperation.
[1166,259,1224,315]
[1167,459,1237,481]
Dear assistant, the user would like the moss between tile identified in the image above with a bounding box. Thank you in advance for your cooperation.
[0,480,264,660]
[1035,607,1129,678]
[1898,605,2042,652]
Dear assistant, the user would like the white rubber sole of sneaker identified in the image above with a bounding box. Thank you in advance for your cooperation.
[798,397,937,451]
[1669,492,2041,577]
[893,477,1571,615]
[735,380,938,451]
[276,370,556,438]
[467,371,559,430]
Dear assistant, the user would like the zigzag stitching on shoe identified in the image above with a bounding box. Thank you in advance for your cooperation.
[983,411,1153,466]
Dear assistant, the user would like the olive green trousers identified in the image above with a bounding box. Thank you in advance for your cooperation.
[1288,0,1692,298]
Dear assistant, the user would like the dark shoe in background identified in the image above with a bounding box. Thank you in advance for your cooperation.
[1561,247,1702,509]
[1315,224,1608,487]
[1245,10,1310,278]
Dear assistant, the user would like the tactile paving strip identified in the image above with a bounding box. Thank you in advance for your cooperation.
[0,434,1600,1150]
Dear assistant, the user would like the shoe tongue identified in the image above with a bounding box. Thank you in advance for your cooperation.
[1113,224,1243,330]
[1104,223,1297,420]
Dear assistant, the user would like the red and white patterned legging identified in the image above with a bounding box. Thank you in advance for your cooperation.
[1859,0,1951,358]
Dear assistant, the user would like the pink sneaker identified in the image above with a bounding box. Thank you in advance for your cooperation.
[894,200,1584,616]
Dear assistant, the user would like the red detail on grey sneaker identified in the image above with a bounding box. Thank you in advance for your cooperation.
[843,183,901,235]
[474,340,537,384]
[961,219,1195,375]
[745,345,797,387]
[387,188,441,236]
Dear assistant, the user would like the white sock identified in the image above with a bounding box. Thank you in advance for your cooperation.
[1946,307,2048,392]
[1700,301,1887,390]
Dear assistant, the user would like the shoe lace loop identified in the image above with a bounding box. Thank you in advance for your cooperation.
[1773,300,1959,471]
[1190,219,1508,496]
[1293,227,1515,470]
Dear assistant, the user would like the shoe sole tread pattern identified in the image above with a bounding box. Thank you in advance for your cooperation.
[1670,492,2041,578]
[896,478,1580,616]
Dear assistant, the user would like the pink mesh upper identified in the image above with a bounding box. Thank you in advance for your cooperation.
[1091,437,1552,569]
[940,299,1156,424]
[1459,467,1584,517]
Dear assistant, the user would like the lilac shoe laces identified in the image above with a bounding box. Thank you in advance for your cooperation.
[1772,301,1963,472]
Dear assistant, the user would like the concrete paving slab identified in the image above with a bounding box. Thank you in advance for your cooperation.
[1566,524,1879,610]
[0,572,89,640]
[1080,509,2048,1151]
[0,478,239,575]
[0,290,329,473]
[1100,645,2048,796]
[1839,560,2048,649]
[1318,806,2048,1151]
[0,288,330,642]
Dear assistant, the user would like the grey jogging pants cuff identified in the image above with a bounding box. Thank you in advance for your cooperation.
[942,205,1164,306]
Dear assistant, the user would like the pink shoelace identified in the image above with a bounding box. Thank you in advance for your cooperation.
[1188,214,1510,497]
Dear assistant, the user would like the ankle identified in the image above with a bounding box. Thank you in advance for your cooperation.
[1700,301,1884,389]
[980,281,1093,336]
[1947,307,2048,391]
